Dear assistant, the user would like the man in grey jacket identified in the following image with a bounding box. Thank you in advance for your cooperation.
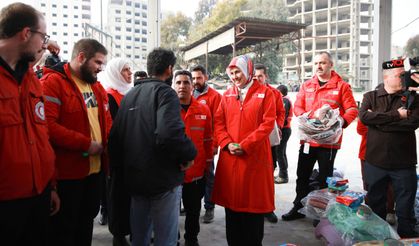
[109,48,197,246]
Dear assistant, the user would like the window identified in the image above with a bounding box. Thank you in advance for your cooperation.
[142,38,147,43]
[142,21,147,26]
[52,23,57,26]
[142,12,147,18]
[63,23,68,27]
[52,13,57,17]
[127,54,131,58]
[64,50,68,54]
[126,28,132,32]
[52,4,57,8]
[115,27,121,31]
[63,32,68,36]
[63,41,68,45]
[74,15,78,18]
[74,6,79,9]
[126,1,132,6]
[126,36,132,41]
[116,10,121,14]
[82,14,90,19]
[126,45,132,49]
[142,4,147,10]
[63,14,68,18]
[115,35,121,40]
[63,5,68,9]
[135,3,140,8]
[82,5,90,10]
[52,32,57,35]
[135,55,140,59]
[74,24,78,27]
[135,38,140,42]
[134,29,140,33]
[142,29,147,35]
[115,17,121,22]
[126,11,132,15]
[116,54,120,57]
[41,3,46,7]
[116,45,121,48]
[135,20,140,25]
[74,33,79,36]
[127,19,132,23]
[135,13,140,17]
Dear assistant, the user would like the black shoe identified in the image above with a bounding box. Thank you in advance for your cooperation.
[113,236,130,246]
[98,212,108,225]
[274,176,289,184]
[282,206,305,221]
[264,212,278,223]
[185,240,200,246]
[202,208,214,223]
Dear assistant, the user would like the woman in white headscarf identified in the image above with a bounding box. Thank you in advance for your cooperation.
[99,58,132,246]
[100,58,133,119]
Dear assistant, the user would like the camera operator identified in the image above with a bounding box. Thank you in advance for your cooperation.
[359,58,419,238]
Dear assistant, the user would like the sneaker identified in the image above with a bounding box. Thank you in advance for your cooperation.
[98,212,108,226]
[282,206,305,221]
[274,176,288,184]
[203,208,214,223]
[264,212,278,223]
[386,213,396,225]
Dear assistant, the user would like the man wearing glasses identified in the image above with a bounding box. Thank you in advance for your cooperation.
[41,39,113,245]
[0,3,59,245]
[359,59,419,238]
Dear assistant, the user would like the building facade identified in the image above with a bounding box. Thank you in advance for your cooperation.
[106,0,148,71]
[284,0,374,90]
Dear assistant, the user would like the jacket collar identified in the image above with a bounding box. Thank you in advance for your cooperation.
[308,71,342,89]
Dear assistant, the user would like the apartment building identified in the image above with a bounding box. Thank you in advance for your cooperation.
[38,0,92,61]
[106,0,148,71]
[284,0,374,90]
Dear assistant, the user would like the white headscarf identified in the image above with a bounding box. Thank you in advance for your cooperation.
[99,58,133,95]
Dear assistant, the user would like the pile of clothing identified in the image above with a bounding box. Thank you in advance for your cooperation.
[297,104,343,144]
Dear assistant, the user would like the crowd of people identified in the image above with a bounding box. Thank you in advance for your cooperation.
[1,2,419,246]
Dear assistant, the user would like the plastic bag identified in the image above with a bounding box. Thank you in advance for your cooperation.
[336,190,365,210]
[326,204,400,246]
[300,188,340,219]
[297,104,344,144]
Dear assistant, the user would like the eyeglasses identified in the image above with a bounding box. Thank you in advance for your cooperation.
[30,30,50,45]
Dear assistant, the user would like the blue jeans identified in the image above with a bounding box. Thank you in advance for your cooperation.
[204,161,215,210]
[130,186,181,246]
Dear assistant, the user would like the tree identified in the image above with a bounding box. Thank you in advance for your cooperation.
[405,34,419,57]
[194,0,218,24]
[161,12,192,50]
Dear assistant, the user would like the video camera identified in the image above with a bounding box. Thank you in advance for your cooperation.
[403,56,419,88]
[44,53,61,68]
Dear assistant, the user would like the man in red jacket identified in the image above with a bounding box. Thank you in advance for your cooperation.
[282,51,358,221]
[41,39,112,245]
[174,70,213,246]
[0,3,58,245]
[191,64,221,224]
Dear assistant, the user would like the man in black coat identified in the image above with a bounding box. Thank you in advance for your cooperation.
[109,48,197,246]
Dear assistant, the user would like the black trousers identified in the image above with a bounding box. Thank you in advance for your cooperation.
[277,127,291,179]
[182,178,206,242]
[293,145,337,207]
[225,208,264,246]
[49,172,102,246]
[364,161,417,237]
[0,186,51,246]
[271,145,278,169]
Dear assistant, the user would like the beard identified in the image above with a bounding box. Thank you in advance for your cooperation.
[164,75,173,86]
[80,62,97,84]
[20,51,36,63]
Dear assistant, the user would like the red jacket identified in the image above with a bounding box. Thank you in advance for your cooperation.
[294,71,358,149]
[0,66,55,201]
[356,119,367,160]
[266,84,285,128]
[106,88,124,106]
[41,64,112,180]
[181,97,213,183]
[194,85,221,149]
[213,81,276,213]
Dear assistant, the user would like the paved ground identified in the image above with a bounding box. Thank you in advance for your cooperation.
[92,92,417,245]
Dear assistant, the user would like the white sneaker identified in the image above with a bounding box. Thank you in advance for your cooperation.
[386,213,396,225]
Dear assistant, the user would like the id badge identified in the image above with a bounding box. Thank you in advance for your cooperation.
[303,142,310,154]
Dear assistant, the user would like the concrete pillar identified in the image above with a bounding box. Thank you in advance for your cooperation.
[372,0,392,89]
[147,0,161,52]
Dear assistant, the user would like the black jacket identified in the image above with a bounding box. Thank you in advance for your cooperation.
[359,83,419,168]
[108,78,197,196]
